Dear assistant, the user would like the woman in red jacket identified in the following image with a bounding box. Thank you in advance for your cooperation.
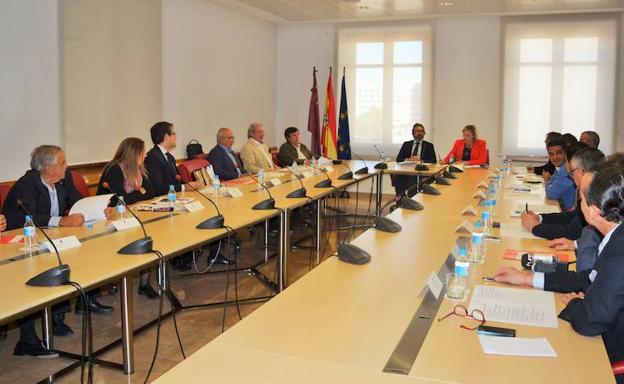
[441,125,488,166]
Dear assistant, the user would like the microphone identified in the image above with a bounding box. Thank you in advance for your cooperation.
[373,145,388,170]
[337,161,354,180]
[17,199,70,286]
[349,152,370,175]
[245,173,276,210]
[284,165,308,198]
[447,157,463,173]
[101,182,154,254]
[309,163,334,188]
[176,175,225,229]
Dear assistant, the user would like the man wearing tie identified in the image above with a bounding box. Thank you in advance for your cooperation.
[394,123,437,196]
[145,121,202,196]
[207,127,246,181]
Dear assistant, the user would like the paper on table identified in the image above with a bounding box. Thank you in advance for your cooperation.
[500,222,540,240]
[69,194,114,222]
[469,285,558,328]
[478,335,557,358]
[510,204,560,217]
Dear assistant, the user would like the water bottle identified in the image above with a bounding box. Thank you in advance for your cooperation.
[291,160,299,178]
[257,168,265,191]
[311,158,318,174]
[482,210,492,237]
[449,155,455,164]
[469,223,485,264]
[23,215,37,251]
[167,184,176,210]
[212,175,221,197]
[116,196,126,220]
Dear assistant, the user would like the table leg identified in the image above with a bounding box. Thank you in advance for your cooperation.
[119,276,134,374]
[316,200,321,266]
[41,306,53,350]
[376,172,383,215]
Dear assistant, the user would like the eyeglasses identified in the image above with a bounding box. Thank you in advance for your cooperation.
[437,305,485,331]
[568,168,578,177]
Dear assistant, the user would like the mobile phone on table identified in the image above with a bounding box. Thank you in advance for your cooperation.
[476,325,516,337]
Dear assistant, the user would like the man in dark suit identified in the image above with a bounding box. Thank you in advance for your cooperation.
[2,145,112,357]
[521,147,603,240]
[145,121,202,195]
[394,123,437,196]
[495,167,624,373]
[207,127,246,181]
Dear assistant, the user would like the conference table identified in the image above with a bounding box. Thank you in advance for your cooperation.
[0,160,374,382]
[154,166,615,384]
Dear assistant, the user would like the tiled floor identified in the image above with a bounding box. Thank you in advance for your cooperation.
[0,193,388,383]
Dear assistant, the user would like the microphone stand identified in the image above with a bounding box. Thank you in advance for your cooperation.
[350,152,370,175]
[18,200,70,286]
[373,144,388,170]
[310,164,334,188]
[184,182,226,229]
[337,162,355,180]
[101,184,154,254]
[284,166,308,198]
[246,173,276,210]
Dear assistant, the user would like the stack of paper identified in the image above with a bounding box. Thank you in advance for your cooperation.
[478,335,557,358]
[468,285,558,328]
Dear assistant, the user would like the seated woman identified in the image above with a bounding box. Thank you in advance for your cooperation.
[97,137,158,299]
[440,125,488,166]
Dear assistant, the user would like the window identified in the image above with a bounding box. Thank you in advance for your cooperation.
[502,15,617,156]
[338,26,432,155]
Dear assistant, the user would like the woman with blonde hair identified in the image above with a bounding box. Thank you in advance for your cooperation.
[97,137,158,298]
[441,125,488,166]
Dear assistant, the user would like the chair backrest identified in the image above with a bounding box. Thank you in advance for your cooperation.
[269,146,283,168]
[71,171,90,198]
[179,159,210,183]
[0,184,11,210]
[486,149,490,166]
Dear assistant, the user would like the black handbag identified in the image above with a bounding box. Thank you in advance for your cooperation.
[186,139,204,160]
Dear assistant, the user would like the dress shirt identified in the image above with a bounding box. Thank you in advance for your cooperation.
[411,140,423,158]
[251,138,274,169]
[40,177,61,227]
[295,144,306,160]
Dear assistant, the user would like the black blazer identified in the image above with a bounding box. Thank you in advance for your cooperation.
[552,224,624,363]
[534,160,556,176]
[396,140,437,164]
[96,164,155,205]
[206,145,246,181]
[2,169,83,230]
[532,201,586,240]
[145,145,182,196]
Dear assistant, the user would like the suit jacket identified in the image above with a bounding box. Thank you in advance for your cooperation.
[240,139,274,174]
[2,169,83,230]
[551,224,624,363]
[532,202,587,240]
[575,225,602,272]
[144,145,182,196]
[533,160,555,176]
[277,143,313,167]
[207,145,246,181]
[96,163,155,205]
[396,140,437,164]
[442,139,488,165]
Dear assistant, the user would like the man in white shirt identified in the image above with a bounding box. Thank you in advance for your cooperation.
[240,122,276,174]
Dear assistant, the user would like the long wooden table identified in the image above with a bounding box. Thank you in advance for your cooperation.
[0,160,375,380]
[155,166,615,383]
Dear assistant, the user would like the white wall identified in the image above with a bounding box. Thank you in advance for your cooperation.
[163,0,277,158]
[432,17,501,163]
[276,24,336,146]
[0,0,61,180]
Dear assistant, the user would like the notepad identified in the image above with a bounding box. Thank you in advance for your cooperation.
[500,222,540,240]
[510,204,559,217]
[478,335,557,358]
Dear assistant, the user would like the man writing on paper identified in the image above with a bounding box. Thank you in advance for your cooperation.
[521,146,602,240]
[495,165,624,376]
[394,123,437,196]
[2,145,112,357]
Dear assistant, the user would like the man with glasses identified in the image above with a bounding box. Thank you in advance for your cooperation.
[495,164,624,376]
[207,127,246,181]
[521,145,602,240]
[394,123,437,196]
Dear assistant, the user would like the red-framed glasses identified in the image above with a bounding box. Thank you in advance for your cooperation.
[437,304,486,331]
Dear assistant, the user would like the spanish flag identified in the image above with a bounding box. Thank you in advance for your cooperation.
[321,68,337,159]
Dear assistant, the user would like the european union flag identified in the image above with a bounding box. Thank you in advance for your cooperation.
[337,69,351,160]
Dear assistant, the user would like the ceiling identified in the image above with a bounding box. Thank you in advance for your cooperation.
[209,0,624,23]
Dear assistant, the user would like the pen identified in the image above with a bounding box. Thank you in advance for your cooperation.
[482,276,496,282]
[525,203,528,212]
